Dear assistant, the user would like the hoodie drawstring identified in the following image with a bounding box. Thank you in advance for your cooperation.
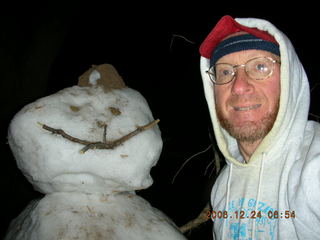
[222,153,265,240]
[222,163,233,239]
[251,152,266,240]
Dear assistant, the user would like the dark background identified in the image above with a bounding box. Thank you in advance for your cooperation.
[1,3,319,239]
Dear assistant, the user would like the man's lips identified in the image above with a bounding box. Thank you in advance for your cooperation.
[233,104,262,111]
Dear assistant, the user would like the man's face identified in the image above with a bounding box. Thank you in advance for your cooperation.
[214,50,281,143]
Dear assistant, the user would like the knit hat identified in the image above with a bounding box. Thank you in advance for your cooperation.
[210,34,280,66]
[199,15,279,65]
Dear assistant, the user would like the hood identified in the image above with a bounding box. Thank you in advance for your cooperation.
[200,17,310,166]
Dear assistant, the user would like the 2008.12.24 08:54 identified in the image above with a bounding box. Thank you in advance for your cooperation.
[207,210,296,219]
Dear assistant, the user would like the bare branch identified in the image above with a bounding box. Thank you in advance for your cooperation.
[171,34,195,44]
[103,124,107,143]
[171,144,212,184]
[38,119,160,154]
[170,34,195,51]
[311,82,319,92]
[37,122,91,145]
[309,113,320,119]
[179,203,210,233]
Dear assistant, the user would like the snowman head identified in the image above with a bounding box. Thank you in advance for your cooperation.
[8,65,163,194]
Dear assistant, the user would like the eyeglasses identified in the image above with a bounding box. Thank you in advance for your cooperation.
[206,57,280,85]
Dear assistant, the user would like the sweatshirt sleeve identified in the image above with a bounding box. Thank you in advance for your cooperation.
[289,123,320,238]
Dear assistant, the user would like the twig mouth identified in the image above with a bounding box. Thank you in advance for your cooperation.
[37,119,160,154]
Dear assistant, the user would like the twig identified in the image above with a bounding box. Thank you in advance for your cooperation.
[37,119,160,154]
[309,112,320,120]
[37,122,91,145]
[103,124,107,143]
[171,144,212,184]
[170,34,195,51]
[311,82,319,92]
[179,203,210,233]
[204,144,221,177]
[177,144,222,234]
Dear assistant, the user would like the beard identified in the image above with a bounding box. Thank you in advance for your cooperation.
[216,100,279,143]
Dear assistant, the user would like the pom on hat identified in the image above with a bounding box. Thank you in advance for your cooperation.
[199,15,278,59]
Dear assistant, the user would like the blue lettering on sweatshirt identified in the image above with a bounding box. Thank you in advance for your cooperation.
[214,198,278,240]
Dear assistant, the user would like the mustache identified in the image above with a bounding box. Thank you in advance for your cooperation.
[227,95,264,106]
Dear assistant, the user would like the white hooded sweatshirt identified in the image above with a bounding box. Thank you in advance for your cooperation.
[200,17,320,239]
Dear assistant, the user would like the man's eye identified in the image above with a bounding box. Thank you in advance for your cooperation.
[223,70,232,75]
[256,63,268,72]
[218,69,232,76]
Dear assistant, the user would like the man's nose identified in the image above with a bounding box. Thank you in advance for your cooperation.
[231,68,254,95]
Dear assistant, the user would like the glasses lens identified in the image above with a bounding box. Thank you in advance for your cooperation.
[213,64,234,84]
[245,58,274,80]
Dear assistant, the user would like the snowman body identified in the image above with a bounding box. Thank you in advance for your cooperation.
[6,66,186,239]
[6,192,185,239]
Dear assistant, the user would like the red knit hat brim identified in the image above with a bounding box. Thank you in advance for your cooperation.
[200,15,278,59]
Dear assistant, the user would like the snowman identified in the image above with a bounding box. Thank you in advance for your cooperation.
[5,64,186,240]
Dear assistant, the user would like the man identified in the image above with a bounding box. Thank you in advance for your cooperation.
[199,15,320,239]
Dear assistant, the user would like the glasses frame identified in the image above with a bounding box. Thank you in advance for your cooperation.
[206,57,281,85]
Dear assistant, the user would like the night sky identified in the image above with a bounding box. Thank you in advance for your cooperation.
[1,3,319,239]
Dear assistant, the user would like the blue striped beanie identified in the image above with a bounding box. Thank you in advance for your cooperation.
[210,34,280,67]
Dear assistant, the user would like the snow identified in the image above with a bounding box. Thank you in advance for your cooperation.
[6,192,186,240]
[8,85,162,194]
[6,66,186,239]
[89,69,101,85]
